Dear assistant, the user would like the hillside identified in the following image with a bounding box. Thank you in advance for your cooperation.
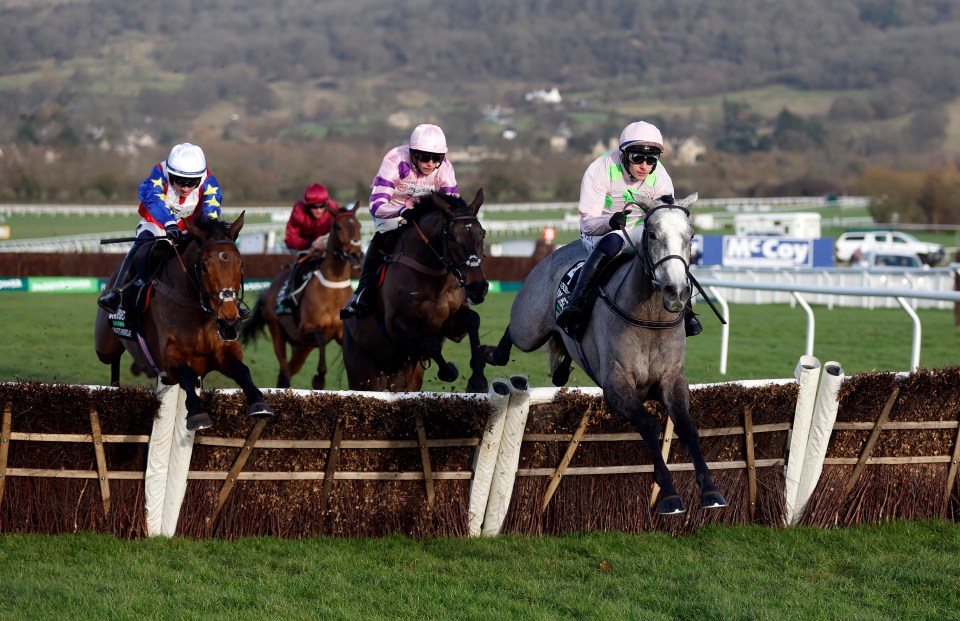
[1,0,960,218]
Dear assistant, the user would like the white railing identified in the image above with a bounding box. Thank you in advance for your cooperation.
[698,274,960,375]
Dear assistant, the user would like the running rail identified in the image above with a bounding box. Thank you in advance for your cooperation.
[697,278,960,373]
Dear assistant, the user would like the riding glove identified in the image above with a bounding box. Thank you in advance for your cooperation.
[608,211,627,231]
[164,223,184,242]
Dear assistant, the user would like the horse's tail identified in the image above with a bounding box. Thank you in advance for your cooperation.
[238,296,267,345]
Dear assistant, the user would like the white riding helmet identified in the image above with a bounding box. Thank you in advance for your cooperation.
[409,124,448,154]
[619,121,664,153]
[166,143,207,178]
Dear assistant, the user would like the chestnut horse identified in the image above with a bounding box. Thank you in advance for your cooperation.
[239,202,364,389]
[341,190,489,392]
[94,214,274,431]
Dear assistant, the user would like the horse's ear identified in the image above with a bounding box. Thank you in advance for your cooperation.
[185,219,202,239]
[228,211,245,241]
[344,201,360,213]
[630,196,656,215]
[470,188,484,215]
[677,192,699,209]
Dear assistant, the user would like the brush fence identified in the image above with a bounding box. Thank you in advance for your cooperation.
[2,361,959,539]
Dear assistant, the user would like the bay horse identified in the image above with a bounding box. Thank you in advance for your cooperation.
[482,193,728,515]
[94,214,274,431]
[239,202,364,389]
[341,189,489,392]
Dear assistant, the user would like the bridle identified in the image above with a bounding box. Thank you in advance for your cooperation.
[184,238,248,319]
[326,206,360,262]
[594,203,692,331]
[636,204,692,287]
[410,211,483,287]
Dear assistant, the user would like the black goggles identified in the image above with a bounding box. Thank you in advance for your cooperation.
[168,174,202,188]
[412,150,444,164]
[625,152,660,166]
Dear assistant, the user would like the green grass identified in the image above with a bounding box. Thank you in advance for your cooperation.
[2,292,958,390]
[1,520,958,620]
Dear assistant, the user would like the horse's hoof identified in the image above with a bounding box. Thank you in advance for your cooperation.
[701,490,728,509]
[248,402,275,419]
[437,362,459,383]
[656,495,687,515]
[466,375,488,394]
[186,412,213,431]
[551,365,570,386]
[312,375,325,390]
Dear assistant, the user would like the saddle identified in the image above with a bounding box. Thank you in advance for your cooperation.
[554,252,631,339]
[106,242,174,341]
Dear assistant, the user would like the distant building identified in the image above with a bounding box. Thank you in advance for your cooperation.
[524,87,562,104]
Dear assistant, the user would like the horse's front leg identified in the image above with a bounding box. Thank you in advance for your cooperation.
[308,330,329,390]
[215,344,275,420]
[662,375,728,510]
[171,364,213,432]
[451,307,487,393]
[605,384,686,515]
[481,325,513,367]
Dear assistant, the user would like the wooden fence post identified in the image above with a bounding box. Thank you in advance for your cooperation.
[649,418,675,509]
[944,412,960,513]
[206,417,269,532]
[320,417,346,514]
[415,413,436,509]
[843,387,899,497]
[0,403,11,519]
[743,407,757,520]
[540,405,593,512]
[88,408,111,520]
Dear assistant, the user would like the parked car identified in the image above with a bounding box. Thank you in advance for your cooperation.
[856,249,928,269]
[835,230,945,266]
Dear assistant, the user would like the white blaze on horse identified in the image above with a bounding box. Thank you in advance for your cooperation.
[483,192,727,515]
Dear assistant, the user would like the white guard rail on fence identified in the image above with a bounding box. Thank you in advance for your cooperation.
[144,356,845,537]
[697,277,960,375]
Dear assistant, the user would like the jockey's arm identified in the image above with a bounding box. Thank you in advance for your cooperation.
[199,174,222,219]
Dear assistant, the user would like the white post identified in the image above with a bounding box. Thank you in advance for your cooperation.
[144,380,196,537]
[791,362,845,525]
[467,379,512,537]
[783,355,821,525]
[482,375,531,536]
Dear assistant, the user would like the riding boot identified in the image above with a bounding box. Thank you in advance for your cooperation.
[97,244,138,313]
[684,301,702,337]
[556,247,610,332]
[340,232,388,319]
[276,261,301,314]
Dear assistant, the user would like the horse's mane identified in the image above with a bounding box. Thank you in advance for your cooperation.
[192,215,232,239]
[403,192,469,224]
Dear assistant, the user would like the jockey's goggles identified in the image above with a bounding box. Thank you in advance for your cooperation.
[168,173,202,188]
[412,150,444,164]
[308,202,329,210]
[625,151,660,166]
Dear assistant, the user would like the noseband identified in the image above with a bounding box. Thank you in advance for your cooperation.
[192,238,248,318]
[327,208,360,262]
[412,212,483,287]
[638,204,691,287]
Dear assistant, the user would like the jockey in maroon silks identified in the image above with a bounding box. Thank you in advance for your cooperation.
[276,182,340,312]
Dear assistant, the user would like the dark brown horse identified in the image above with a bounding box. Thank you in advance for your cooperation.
[94,214,274,431]
[342,190,489,392]
[240,202,364,389]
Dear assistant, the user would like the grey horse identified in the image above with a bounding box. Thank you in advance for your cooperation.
[482,192,727,515]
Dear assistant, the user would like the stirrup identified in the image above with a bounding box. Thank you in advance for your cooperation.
[97,289,122,313]
[685,314,702,337]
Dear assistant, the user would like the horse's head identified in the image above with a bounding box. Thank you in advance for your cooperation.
[428,189,488,305]
[326,201,364,269]
[184,212,247,341]
[629,192,697,313]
